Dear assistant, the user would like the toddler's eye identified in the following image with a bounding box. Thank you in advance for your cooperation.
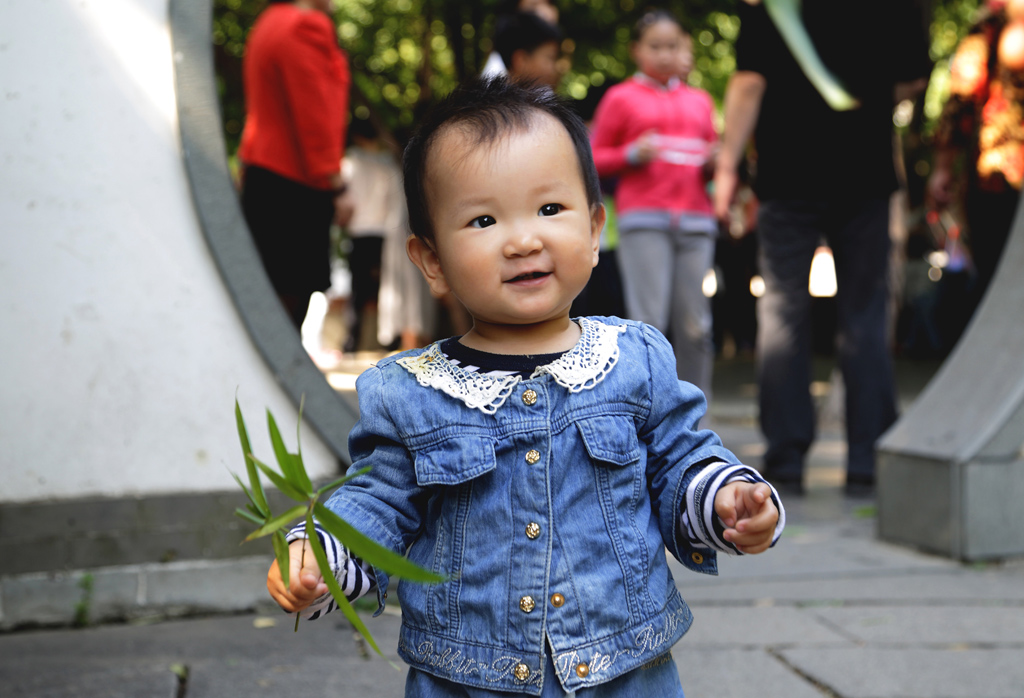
[539,203,563,217]
[469,215,496,228]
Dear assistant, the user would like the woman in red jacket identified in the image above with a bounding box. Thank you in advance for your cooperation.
[239,0,350,328]
[590,10,718,405]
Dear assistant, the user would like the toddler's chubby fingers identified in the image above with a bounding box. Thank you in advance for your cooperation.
[723,528,774,554]
[723,518,775,553]
[713,485,740,529]
[266,542,328,613]
[291,566,327,599]
[740,482,771,512]
[724,488,779,554]
[267,563,326,612]
[736,492,778,530]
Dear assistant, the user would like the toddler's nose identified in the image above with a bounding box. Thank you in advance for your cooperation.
[503,224,544,257]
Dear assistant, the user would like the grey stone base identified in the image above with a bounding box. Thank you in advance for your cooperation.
[877,453,1024,560]
[0,489,304,577]
[0,488,330,630]
[0,556,274,630]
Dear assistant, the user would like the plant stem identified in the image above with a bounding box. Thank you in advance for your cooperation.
[294,538,307,632]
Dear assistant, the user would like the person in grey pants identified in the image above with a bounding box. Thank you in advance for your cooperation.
[616,213,716,404]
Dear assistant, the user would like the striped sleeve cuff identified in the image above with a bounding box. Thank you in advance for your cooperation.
[285,522,376,620]
[681,463,786,555]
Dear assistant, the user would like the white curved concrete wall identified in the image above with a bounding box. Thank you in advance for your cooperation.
[0,0,334,502]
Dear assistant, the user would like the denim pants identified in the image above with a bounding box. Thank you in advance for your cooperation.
[756,198,898,480]
[615,226,715,402]
[405,649,685,697]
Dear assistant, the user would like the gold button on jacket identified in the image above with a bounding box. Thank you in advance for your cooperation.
[525,449,541,464]
[550,592,565,608]
[513,663,530,681]
[575,662,590,678]
[522,389,538,406]
[525,522,541,539]
[519,595,536,613]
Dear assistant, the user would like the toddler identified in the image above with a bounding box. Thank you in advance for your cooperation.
[267,77,784,697]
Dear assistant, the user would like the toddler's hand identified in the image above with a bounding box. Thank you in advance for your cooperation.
[714,482,778,554]
[266,539,328,613]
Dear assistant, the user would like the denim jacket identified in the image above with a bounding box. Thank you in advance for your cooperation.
[322,317,745,695]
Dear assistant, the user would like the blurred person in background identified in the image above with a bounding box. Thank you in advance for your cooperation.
[481,0,560,78]
[496,10,564,89]
[340,118,392,352]
[714,0,931,495]
[341,118,436,352]
[929,0,1024,320]
[239,0,350,329]
[590,10,719,405]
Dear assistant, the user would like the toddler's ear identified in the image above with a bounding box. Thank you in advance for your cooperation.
[589,203,607,268]
[406,235,451,298]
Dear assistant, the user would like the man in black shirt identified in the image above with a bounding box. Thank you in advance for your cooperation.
[714,0,931,494]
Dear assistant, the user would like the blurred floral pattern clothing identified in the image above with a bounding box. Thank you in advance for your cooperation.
[937,7,1024,192]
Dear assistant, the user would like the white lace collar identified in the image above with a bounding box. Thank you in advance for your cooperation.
[396,317,627,415]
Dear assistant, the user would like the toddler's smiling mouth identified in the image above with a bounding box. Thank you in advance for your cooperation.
[507,271,551,283]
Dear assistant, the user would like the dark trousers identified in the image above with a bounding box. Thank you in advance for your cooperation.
[241,165,334,328]
[756,198,898,480]
[347,235,384,351]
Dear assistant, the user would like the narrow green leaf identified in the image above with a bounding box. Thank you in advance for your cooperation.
[234,507,265,526]
[305,511,386,657]
[272,530,290,588]
[267,410,300,485]
[316,466,373,496]
[252,456,308,502]
[236,400,269,516]
[229,470,265,517]
[764,0,858,111]
[313,503,446,583]
[244,504,308,541]
[290,450,314,499]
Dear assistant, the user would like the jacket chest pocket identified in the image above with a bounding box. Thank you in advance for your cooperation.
[576,415,642,468]
[412,435,497,486]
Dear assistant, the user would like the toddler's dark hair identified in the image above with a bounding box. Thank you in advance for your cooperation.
[402,76,601,244]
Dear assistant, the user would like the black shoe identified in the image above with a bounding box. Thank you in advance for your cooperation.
[762,471,804,497]
[844,473,875,498]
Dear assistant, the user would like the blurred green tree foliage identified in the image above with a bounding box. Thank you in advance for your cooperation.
[212,0,982,156]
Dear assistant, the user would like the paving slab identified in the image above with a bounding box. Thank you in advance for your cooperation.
[779,647,1024,698]
[673,648,825,698]
[808,605,1024,645]
[682,606,852,647]
[185,612,407,697]
[1,664,179,698]
[0,610,406,698]
[681,568,1024,605]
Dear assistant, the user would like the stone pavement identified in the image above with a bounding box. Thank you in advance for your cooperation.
[3,358,1024,698]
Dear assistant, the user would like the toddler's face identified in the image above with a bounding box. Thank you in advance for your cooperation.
[417,114,602,332]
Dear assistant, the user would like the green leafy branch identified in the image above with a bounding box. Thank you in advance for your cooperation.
[763,0,859,111]
[232,397,444,653]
